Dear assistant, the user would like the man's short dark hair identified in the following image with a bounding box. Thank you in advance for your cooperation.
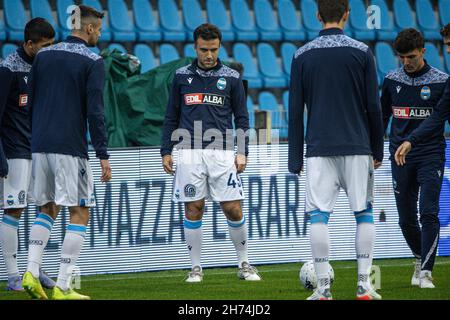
[193,23,222,43]
[24,18,55,43]
[72,5,104,27]
[440,23,450,38]
[317,0,349,24]
[394,28,425,54]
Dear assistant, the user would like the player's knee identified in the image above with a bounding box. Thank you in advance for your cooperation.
[309,210,330,224]
[5,208,23,219]
[40,202,61,219]
[69,206,90,225]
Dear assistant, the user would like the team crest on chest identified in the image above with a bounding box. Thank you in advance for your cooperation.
[217,77,227,90]
[420,86,431,100]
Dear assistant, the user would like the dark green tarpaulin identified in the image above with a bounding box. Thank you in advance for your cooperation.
[102,49,195,148]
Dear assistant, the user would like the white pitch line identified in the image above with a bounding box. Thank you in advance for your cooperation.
[82,260,450,283]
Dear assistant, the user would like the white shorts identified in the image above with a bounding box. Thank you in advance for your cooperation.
[305,155,374,213]
[0,159,32,209]
[30,153,96,207]
[173,149,245,203]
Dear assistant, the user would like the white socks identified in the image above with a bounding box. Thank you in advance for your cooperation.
[184,218,203,269]
[27,212,55,278]
[56,224,86,291]
[356,221,375,286]
[0,214,20,278]
[310,222,330,290]
[227,216,249,268]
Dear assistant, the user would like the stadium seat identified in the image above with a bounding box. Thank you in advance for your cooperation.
[349,0,376,40]
[375,42,399,80]
[258,91,279,112]
[182,0,206,42]
[158,0,186,41]
[57,0,75,40]
[206,0,235,41]
[2,43,18,59]
[89,46,100,55]
[230,0,259,41]
[425,42,445,71]
[4,0,28,41]
[108,43,127,54]
[134,44,157,73]
[83,0,112,41]
[254,0,283,41]
[416,0,441,40]
[301,0,322,40]
[393,0,417,30]
[233,43,263,88]
[438,0,450,27]
[278,0,305,41]
[257,43,287,88]
[281,42,297,77]
[107,0,136,41]
[258,91,287,138]
[247,96,255,128]
[0,15,7,41]
[184,43,196,58]
[132,0,162,41]
[160,44,180,65]
[30,0,60,40]
[369,0,397,40]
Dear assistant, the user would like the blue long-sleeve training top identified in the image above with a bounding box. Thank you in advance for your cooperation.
[161,59,249,156]
[381,62,449,162]
[405,77,450,147]
[288,28,384,174]
[29,36,109,160]
[0,46,34,176]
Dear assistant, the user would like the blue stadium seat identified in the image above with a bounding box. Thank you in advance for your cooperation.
[219,46,230,61]
[4,0,28,41]
[233,43,263,88]
[438,0,450,27]
[254,0,283,41]
[30,0,60,40]
[160,44,180,65]
[393,0,417,30]
[425,42,445,71]
[107,0,136,41]
[258,92,279,111]
[257,43,287,88]
[83,0,112,41]
[230,0,259,41]
[206,0,235,41]
[158,0,186,41]
[349,0,376,40]
[258,91,287,138]
[57,0,75,40]
[0,14,7,41]
[369,0,397,40]
[375,42,399,80]
[182,0,206,42]
[133,0,161,41]
[134,44,157,73]
[108,43,127,53]
[184,43,196,58]
[416,0,441,40]
[89,46,100,55]
[2,43,18,59]
[278,0,305,41]
[301,0,322,40]
[281,42,297,77]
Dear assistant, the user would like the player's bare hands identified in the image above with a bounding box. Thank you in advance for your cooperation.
[394,141,412,166]
[235,154,247,174]
[162,155,174,175]
[100,159,112,183]
[373,160,382,169]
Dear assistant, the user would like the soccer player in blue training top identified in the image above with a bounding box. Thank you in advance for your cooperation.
[288,0,384,300]
[22,5,111,300]
[161,23,260,283]
[389,25,450,288]
[0,18,56,292]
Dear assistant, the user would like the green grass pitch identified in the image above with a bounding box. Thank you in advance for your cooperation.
[1,257,449,300]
